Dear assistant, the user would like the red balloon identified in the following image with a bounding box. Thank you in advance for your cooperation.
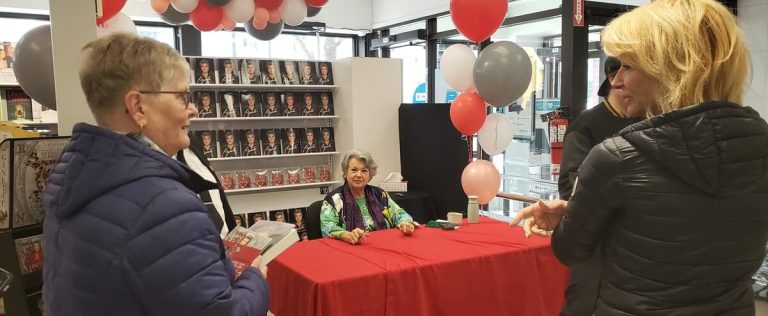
[255,0,283,10]
[305,0,328,7]
[450,92,487,135]
[449,0,507,43]
[96,0,128,25]
[190,1,224,32]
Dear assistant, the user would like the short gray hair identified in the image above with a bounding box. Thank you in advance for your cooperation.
[341,150,378,179]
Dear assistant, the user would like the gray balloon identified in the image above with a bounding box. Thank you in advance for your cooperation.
[245,19,284,41]
[13,25,56,110]
[205,0,230,6]
[159,5,190,25]
[307,6,322,17]
[473,41,532,108]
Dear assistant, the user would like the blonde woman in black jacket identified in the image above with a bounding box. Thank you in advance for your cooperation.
[512,0,768,315]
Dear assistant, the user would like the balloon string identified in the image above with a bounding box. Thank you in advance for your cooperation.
[467,134,474,164]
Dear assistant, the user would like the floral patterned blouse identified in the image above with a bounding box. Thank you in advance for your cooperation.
[320,193,413,239]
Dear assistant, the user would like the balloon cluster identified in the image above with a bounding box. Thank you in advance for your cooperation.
[445,0,534,204]
[151,0,328,41]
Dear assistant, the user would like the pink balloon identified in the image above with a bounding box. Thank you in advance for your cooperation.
[461,160,500,204]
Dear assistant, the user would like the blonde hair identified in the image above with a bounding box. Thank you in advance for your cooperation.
[602,0,749,115]
[79,33,189,123]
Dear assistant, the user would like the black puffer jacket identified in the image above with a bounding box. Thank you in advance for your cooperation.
[552,102,768,315]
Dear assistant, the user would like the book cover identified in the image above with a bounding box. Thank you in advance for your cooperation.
[241,129,260,156]
[281,92,299,117]
[11,138,69,228]
[195,130,218,158]
[290,208,308,241]
[219,130,239,158]
[195,91,217,118]
[317,164,332,182]
[259,59,282,85]
[218,171,235,190]
[301,128,318,153]
[280,60,300,85]
[14,234,43,275]
[5,88,33,122]
[317,92,334,116]
[281,128,300,155]
[271,209,288,223]
[300,92,317,116]
[286,167,302,185]
[0,41,17,85]
[241,59,262,84]
[260,129,281,156]
[193,58,216,84]
[219,91,240,118]
[222,226,270,278]
[270,168,285,186]
[218,58,241,84]
[253,169,268,187]
[319,127,335,152]
[248,211,268,225]
[247,220,299,265]
[317,61,334,85]
[236,170,251,189]
[261,92,282,117]
[302,165,317,183]
[233,214,246,228]
[241,92,261,117]
[298,61,318,85]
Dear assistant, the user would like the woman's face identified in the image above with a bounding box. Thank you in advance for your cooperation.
[611,62,661,117]
[202,135,211,146]
[268,133,275,144]
[320,65,328,76]
[304,65,311,76]
[345,158,370,191]
[323,131,330,141]
[201,95,211,107]
[142,79,197,155]
[288,132,295,142]
[226,134,234,145]
[247,95,256,106]
[247,133,256,144]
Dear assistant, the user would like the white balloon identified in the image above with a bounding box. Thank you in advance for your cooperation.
[280,0,307,26]
[171,0,199,13]
[225,0,255,23]
[477,113,515,156]
[96,12,137,38]
[440,44,476,92]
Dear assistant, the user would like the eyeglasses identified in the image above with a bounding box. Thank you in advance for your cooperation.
[139,90,191,109]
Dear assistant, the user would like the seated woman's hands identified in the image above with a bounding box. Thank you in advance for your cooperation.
[398,222,415,235]
[509,200,568,237]
[340,228,369,245]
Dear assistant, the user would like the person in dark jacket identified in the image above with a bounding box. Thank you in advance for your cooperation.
[557,57,641,316]
[512,0,768,315]
[43,33,269,316]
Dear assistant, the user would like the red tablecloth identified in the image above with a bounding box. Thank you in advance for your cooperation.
[268,217,568,316]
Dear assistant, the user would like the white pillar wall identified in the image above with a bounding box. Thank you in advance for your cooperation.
[48,0,96,135]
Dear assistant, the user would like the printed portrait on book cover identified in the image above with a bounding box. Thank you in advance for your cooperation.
[195,91,216,118]
[292,208,308,240]
[301,128,318,153]
[241,129,260,156]
[286,167,302,184]
[317,165,332,182]
[218,58,241,84]
[15,235,43,275]
[319,128,335,152]
[234,214,244,227]
[282,92,299,116]
[262,92,282,117]
[196,130,218,158]
[249,211,267,225]
[219,130,240,157]
[272,210,287,223]
[317,62,334,85]
[280,60,300,85]
[241,92,261,117]
[259,59,282,85]
[219,92,240,117]
[236,170,251,189]
[270,169,285,186]
[302,165,317,183]
[261,129,281,156]
[241,59,262,84]
[254,169,269,187]
[298,61,317,85]
[318,92,334,116]
[281,128,300,155]
[300,93,317,116]
[194,58,215,84]
[219,172,235,190]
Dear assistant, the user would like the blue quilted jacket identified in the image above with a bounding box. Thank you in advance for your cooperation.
[42,123,269,316]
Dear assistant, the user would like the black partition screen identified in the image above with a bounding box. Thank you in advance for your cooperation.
[398,103,468,220]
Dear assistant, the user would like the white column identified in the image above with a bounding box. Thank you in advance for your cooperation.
[49,0,97,135]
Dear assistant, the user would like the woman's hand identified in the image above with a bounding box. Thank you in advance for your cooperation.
[510,200,568,237]
[250,255,268,279]
[398,222,415,235]
[340,228,369,245]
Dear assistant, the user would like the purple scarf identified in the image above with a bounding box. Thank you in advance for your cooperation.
[342,184,388,231]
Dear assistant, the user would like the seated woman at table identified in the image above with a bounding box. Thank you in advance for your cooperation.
[320,150,416,244]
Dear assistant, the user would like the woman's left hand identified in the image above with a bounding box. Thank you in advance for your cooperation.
[398,222,415,235]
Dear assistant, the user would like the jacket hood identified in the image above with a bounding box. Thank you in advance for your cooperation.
[46,123,213,219]
[620,101,768,196]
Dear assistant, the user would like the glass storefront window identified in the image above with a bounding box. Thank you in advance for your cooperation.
[391,45,427,104]
[0,17,48,42]
[201,31,354,60]
[137,25,176,49]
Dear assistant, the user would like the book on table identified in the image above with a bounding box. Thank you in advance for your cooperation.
[222,220,299,277]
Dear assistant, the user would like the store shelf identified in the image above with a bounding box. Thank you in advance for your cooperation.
[0,83,20,88]
[192,115,337,122]
[225,181,340,195]
[190,84,337,92]
[210,152,338,162]
[20,122,59,126]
